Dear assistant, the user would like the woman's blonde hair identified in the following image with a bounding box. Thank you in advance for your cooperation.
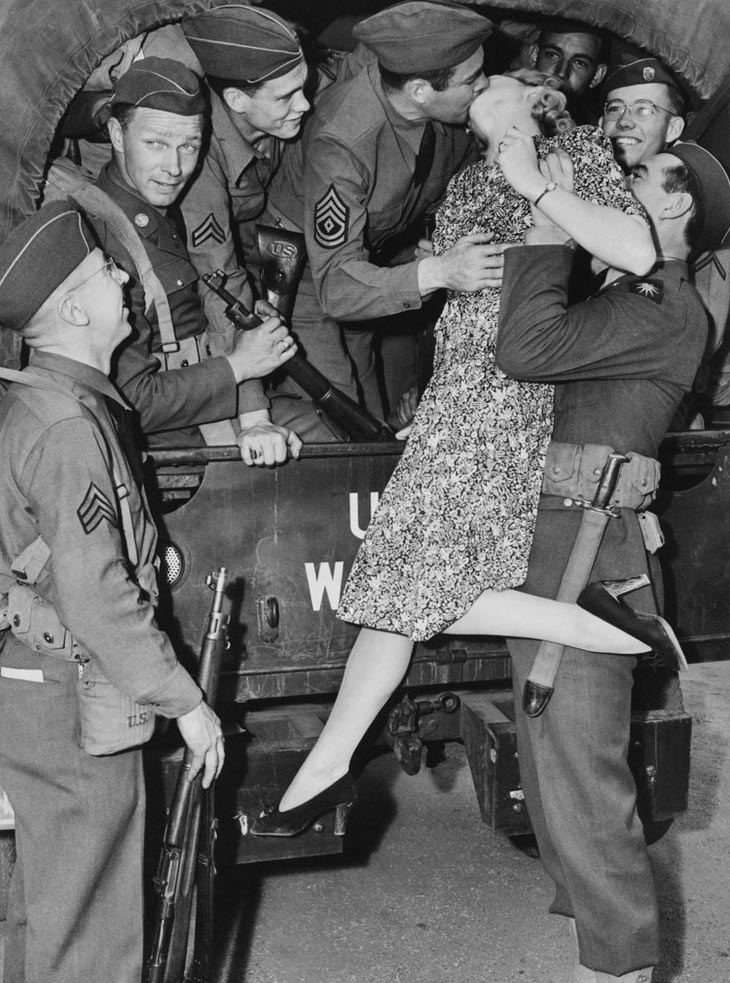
[506,69,575,136]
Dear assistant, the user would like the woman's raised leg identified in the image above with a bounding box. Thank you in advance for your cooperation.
[444,589,649,653]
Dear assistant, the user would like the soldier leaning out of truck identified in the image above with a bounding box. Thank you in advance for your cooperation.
[0,201,224,983]
[87,57,323,465]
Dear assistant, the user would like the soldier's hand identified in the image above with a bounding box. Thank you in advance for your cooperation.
[496,126,544,201]
[253,298,280,319]
[419,232,506,293]
[226,316,297,383]
[395,385,420,428]
[177,701,224,789]
[414,237,434,261]
[238,411,302,466]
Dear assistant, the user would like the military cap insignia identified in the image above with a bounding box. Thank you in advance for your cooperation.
[77,482,118,535]
[134,213,150,229]
[191,213,226,247]
[643,66,655,81]
[629,278,664,303]
[314,185,349,249]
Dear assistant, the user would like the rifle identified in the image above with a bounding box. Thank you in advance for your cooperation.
[145,568,229,983]
[202,270,396,443]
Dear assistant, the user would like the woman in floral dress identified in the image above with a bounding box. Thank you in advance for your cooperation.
[252,72,664,835]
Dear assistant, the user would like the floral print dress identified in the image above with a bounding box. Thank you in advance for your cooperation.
[337,126,646,641]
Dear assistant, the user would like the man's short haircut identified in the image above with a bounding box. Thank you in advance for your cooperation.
[379,63,455,93]
[662,161,702,252]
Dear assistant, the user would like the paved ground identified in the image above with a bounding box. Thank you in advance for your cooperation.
[2,662,730,982]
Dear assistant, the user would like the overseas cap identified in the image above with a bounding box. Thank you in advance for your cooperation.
[353,1,491,74]
[183,5,304,84]
[109,56,206,115]
[0,201,96,332]
[603,42,683,101]
[665,142,730,252]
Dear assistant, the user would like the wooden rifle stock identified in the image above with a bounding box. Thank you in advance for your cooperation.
[144,568,229,983]
[202,271,395,442]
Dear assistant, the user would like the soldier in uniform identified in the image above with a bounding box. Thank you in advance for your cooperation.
[179,6,309,346]
[0,201,224,983]
[258,0,503,421]
[91,57,305,463]
[497,142,730,983]
[600,45,686,175]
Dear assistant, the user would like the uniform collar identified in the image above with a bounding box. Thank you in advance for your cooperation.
[28,351,129,408]
[100,161,165,234]
[211,90,273,186]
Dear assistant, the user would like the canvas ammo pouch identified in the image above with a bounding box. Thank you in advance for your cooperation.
[1,533,155,757]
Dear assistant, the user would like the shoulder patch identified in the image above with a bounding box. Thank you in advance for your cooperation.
[77,482,118,535]
[314,184,349,249]
[191,213,226,248]
[627,278,664,304]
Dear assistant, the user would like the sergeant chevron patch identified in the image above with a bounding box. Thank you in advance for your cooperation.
[314,184,349,248]
[77,483,118,535]
[191,212,226,247]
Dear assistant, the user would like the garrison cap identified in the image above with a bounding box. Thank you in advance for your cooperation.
[0,201,96,332]
[108,56,206,115]
[353,1,492,74]
[603,42,683,101]
[182,5,304,84]
[665,142,730,252]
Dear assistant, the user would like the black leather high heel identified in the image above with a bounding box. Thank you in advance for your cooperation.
[249,773,358,837]
[577,578,688,672]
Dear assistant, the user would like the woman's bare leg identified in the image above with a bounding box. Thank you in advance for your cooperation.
[277,590,647,812]
[444,589,648,653]
[278,627,413,811]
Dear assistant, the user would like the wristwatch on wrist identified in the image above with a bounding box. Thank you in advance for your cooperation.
[533,181,558,207]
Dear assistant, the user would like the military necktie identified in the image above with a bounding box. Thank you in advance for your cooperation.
[105,396,145,490]
[413,121,436,193]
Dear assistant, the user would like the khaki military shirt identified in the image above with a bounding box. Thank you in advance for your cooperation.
[0,353,200,716]
[266,60,477,322]
[93,163,266,437]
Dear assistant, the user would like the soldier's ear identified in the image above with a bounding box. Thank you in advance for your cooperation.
[57,292,90,328]
[527,43,539,68]
[589,63,607,89]
[667,115,685,143]
[107,117,125,155]
[405,77,430,107]
[223,87,249,114]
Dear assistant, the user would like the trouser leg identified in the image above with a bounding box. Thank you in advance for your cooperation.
[507,505,659,977]
[0,655,145,983]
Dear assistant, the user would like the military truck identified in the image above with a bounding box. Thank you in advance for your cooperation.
[1,0,730,896]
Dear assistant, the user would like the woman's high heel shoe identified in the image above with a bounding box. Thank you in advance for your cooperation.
[249,773,358,837]
[577,579,688,672]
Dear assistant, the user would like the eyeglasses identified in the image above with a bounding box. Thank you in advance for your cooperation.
[603,99,675,121]
[74,256,122,290]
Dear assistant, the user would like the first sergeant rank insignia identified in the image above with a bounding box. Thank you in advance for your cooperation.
[628,278,664,304]
[314,184,349,249]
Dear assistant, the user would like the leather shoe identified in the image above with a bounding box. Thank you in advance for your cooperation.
[578,581,687,672]
[249,773,358,837]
